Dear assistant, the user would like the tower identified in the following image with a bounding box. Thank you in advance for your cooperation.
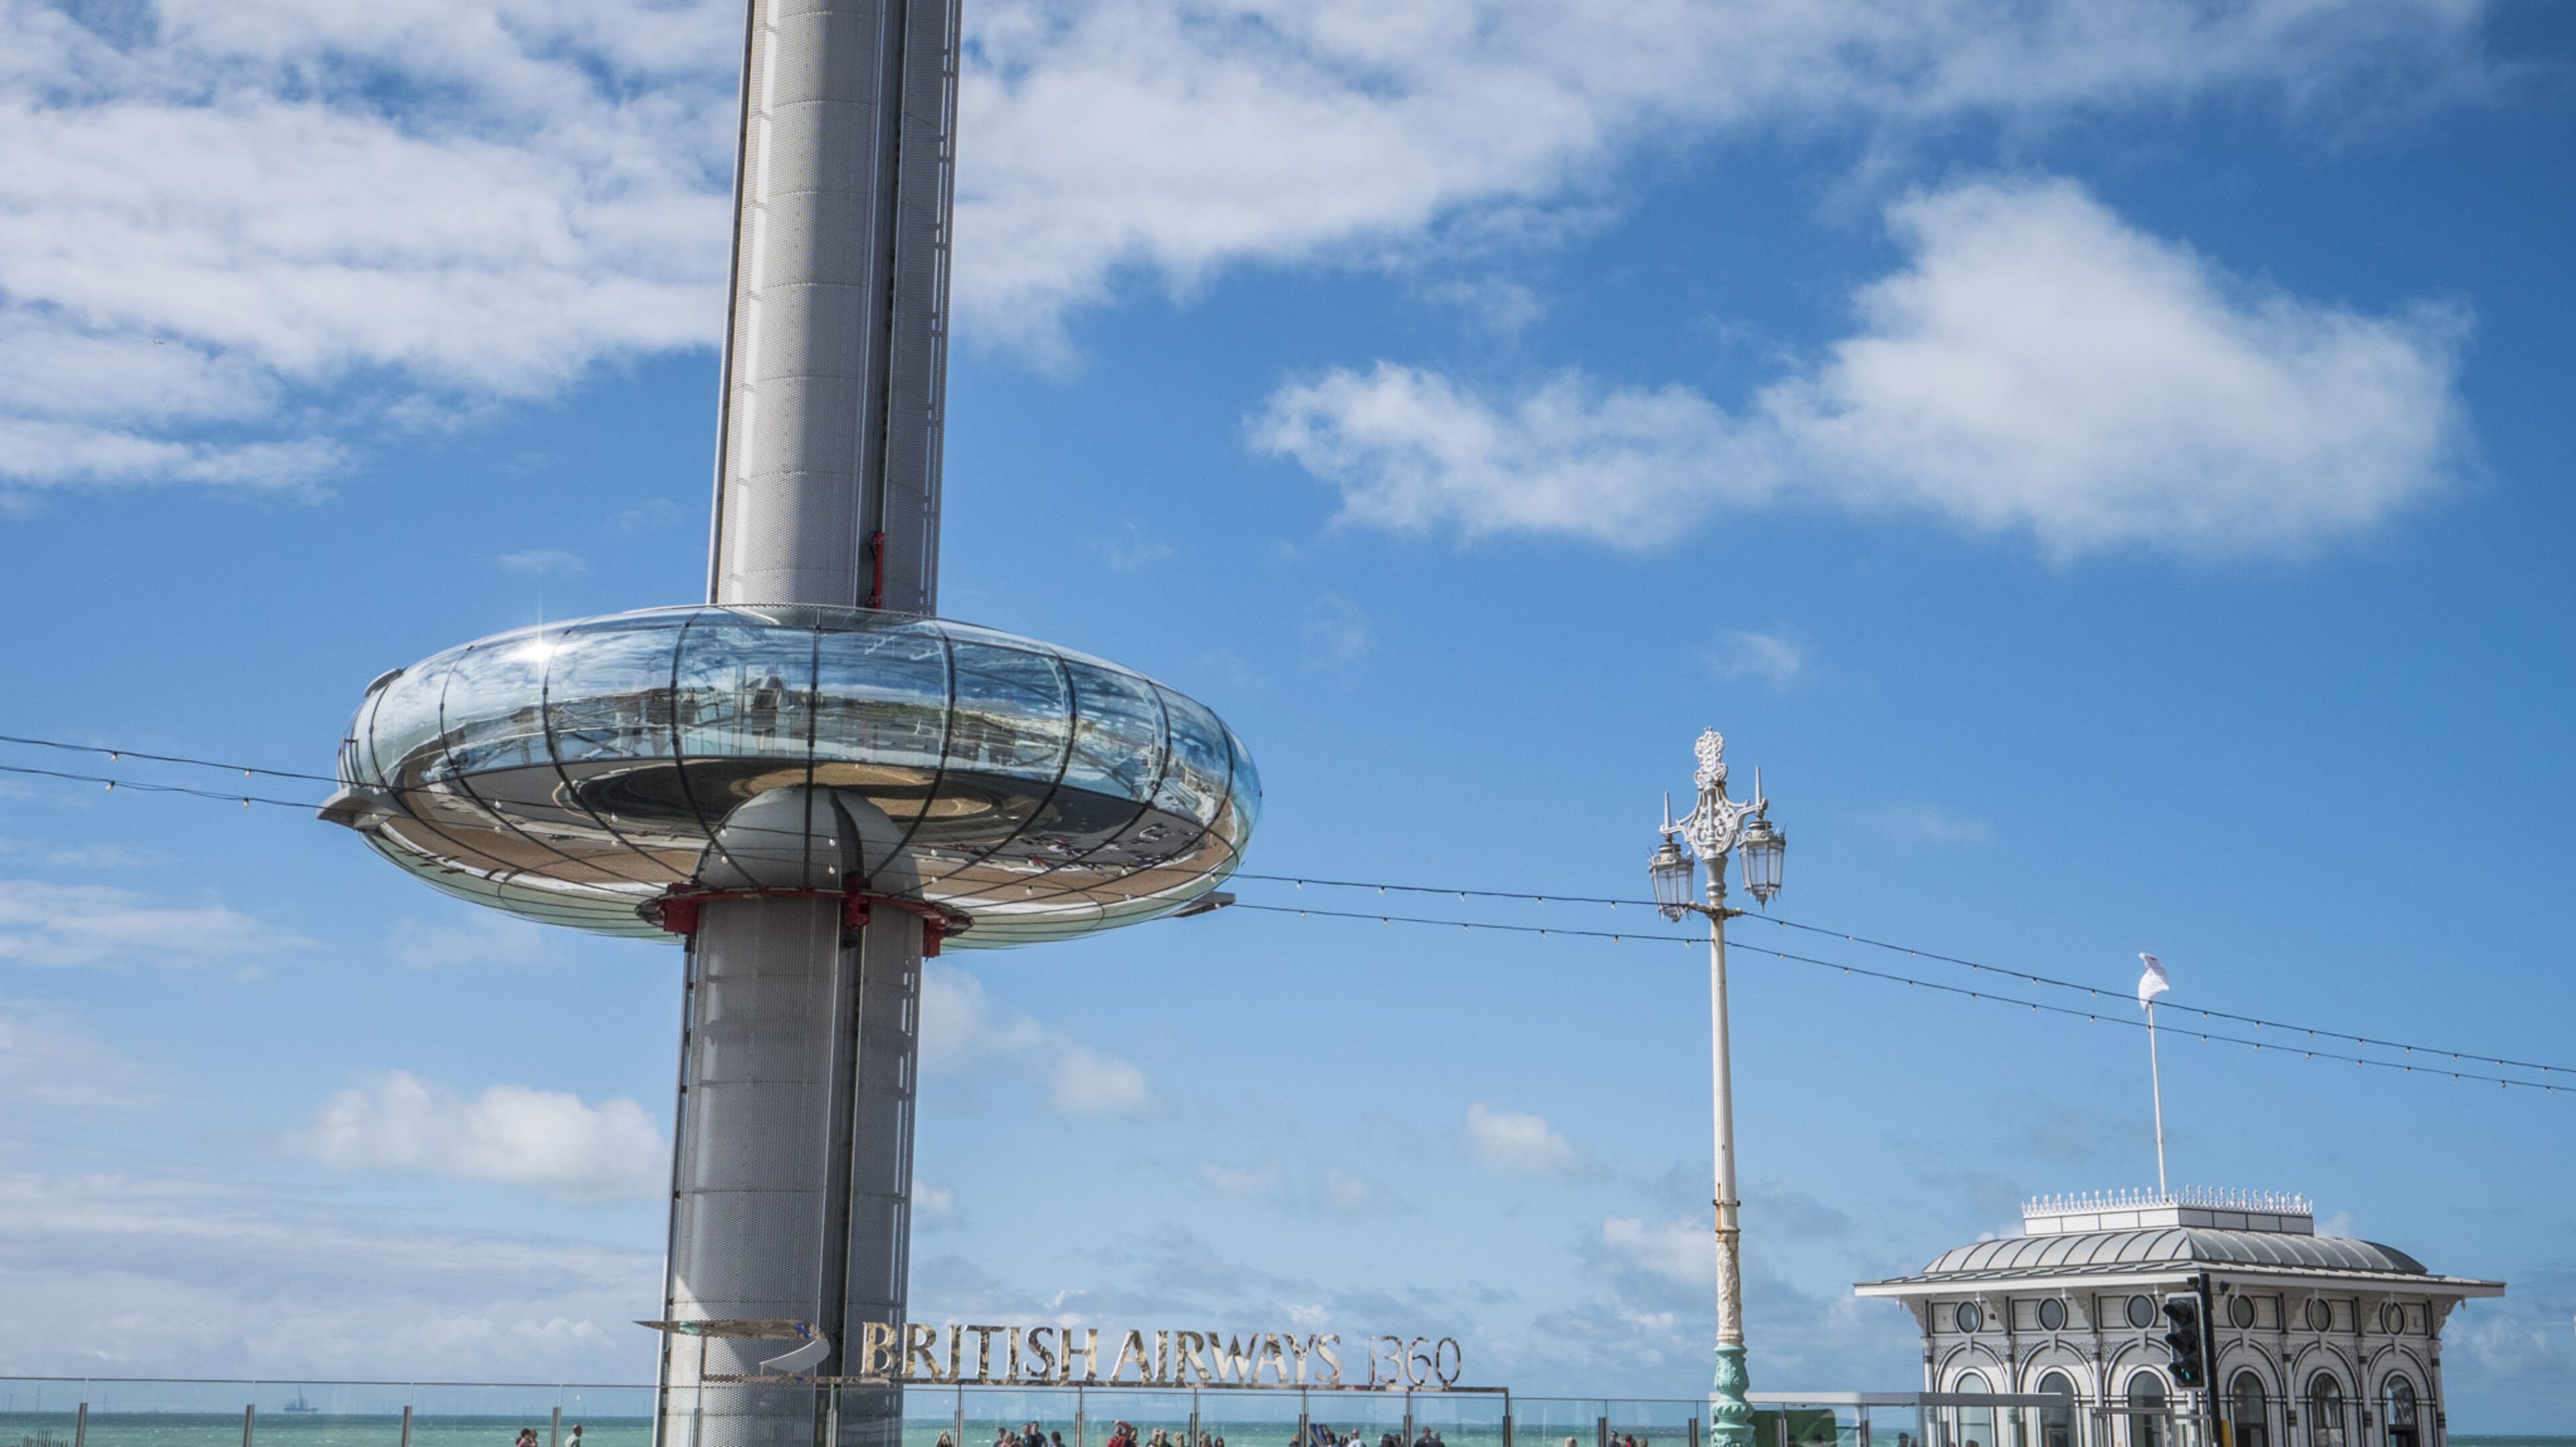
[319,1,1258,1443]
[674,0,959,1434]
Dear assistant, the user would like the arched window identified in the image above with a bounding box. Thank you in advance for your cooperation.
[2306,1375,2346,1447]
[2129,1375,2168,1447]
[2381,1378,2420,1447]
[2230,1373,2271,1447]
[2036,1371,2078,1447]
[1954,1370,1995,1447]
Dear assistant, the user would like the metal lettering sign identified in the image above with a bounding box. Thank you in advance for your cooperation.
[647,1321,1473,1391]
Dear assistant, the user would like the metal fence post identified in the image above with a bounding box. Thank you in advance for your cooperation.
[1599,1417,1611,1447]
[74,1403,87,1447]
[400,1405,413,1447]
[553,1405,564,1447]
[243,1404,258,1447]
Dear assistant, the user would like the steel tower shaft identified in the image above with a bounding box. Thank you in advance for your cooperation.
[663,0,960,1442]
[704,0,957,615]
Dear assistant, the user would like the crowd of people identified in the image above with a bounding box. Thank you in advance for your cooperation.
[1303,1427,1453,1447]
[953,1422,1227,1447]
[947,1420,1491,1447]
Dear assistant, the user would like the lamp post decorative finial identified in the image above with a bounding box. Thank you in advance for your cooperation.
[1695,728,1728,790]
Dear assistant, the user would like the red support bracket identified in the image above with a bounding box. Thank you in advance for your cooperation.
[642,884,967,956]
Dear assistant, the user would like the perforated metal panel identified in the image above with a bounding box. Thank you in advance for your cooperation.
[661,900,920,1447]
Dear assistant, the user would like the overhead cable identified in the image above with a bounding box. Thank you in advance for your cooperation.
[1232,871,2575,1079]
[1225,902,2572,1096]
[5,733,2567,1086]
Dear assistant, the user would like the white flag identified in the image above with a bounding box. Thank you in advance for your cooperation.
[2137,951,2171,1006]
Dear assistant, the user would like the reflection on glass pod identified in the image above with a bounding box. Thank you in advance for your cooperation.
[323,606,1260,947]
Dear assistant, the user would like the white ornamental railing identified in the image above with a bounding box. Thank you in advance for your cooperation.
[2022,1187,2313,1218]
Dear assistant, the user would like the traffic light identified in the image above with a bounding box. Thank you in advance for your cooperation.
[2161,1294,2207,1388]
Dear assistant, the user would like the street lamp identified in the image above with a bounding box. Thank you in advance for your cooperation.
[1650,728,1785,1447]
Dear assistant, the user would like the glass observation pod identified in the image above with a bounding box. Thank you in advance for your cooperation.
[324,606,1259,948]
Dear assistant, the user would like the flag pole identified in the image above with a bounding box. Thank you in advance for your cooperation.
[2145,998,2169,1195]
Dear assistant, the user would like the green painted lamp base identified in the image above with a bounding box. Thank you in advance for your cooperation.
[1709,1346,1754,1447]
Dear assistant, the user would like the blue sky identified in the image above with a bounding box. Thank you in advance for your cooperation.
[2,0,2573,1428]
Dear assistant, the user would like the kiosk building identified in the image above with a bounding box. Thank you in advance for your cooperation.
[1856,1190,2502,1447]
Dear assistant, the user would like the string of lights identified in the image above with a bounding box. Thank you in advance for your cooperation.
[1232,871,2576,1079]
[0,733,337,786]
[1225,902,2573,1096]
[0,759,317,810]
[5,733,2569,1088]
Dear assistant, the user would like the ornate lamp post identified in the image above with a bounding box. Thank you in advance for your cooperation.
[1650,729,1786,1447]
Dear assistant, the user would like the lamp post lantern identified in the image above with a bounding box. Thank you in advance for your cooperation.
[1652,728,1785,1447]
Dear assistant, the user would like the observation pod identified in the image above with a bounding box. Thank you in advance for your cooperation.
[325,605,1259,948]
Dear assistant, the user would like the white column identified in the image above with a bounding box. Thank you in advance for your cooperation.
[1708,891,1754,1446]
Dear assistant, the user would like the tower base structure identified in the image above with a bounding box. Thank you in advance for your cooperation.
[1709,1345,1754,1447]
[658,792,924,1447]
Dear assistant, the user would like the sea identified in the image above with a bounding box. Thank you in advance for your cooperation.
[0,1396,2560,1447]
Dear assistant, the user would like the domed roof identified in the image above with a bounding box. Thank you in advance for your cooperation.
[1919,1228,2426,1279]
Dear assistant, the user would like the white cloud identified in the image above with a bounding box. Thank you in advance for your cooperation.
[1255,362,1748,544]
[299,1071,666,1204]
[614,498,688,533]
[392,912,568,969]
[1463,1102,1587,1177]
[1764,179,2470,557]
[1191,1155,1389,1214]
[1046,1044,1157,1118]
[1709,630,1804,688]
[0,0,733,494]
[1255,178,2469,559]
[0,0,2483,490]
[1195,1156,1287,1201]
[41,844,166,869]
[496,547,589,577]
[1318,1167,1381,1215]
[914,1181,961,1228]
[953,0,2483,356]
[920,964,1160,1118]
[0,878,294,968]
[1301,593,1375,663]
[1599,1215,1709,1286]
[0,998,157,1112]
[0,1167,660,1380]
[1101,521,1176,570]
